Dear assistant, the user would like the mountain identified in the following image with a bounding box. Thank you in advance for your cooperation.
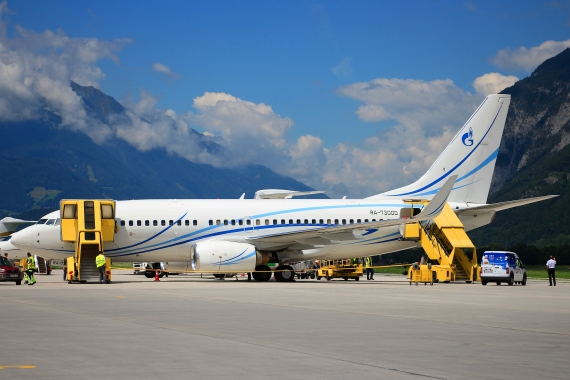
[469,48,570,247]
[0,83,324,216]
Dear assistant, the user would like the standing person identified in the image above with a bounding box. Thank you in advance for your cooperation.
[546,255,556,286]
[365,256,374,280]
[25,252,36,285]
[96,251,107,284]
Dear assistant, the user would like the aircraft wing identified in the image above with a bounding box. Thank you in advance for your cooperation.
[456,195,558,216]
[0,217,36,237]
[247,175,457,248]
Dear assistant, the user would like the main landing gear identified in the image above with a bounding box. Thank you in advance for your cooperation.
[251,264,296,282]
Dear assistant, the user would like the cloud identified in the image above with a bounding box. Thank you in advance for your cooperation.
[490,39,570,72]
[185,92,294,167]
[151,62,181,80]
[0,0,130,143]
[472,72,519,96]
[331,57,353,80]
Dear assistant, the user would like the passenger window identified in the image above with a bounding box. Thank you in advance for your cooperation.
[193,220,197,226]
[185,220,189,226]
[319,219,323,224]
[311,219,316,224]
[335,219,339,224]
[129,220,133,226]
[161,220,166,226]
[281,219,285,225]
[224,220,228,226]
[265,220,270,225]
[350,219,354,224]
[357,219,361,223]
[238,220,243,226]
[273,219,277,225]
[289,219,293,225]
[256,220,260,226]
[120,220,125,226]
[296,219,301,224]
[304,219,308,224]
[137,220,141,226]
[169,220,174,226]
[177,220,181,226]
[327,219,331,224]
[153,220,157,226]
[365,219,369,223]
[209,220,213,226]
[246,220,251,225]
[145,220,149,226]
[342,219,346,224]
[216,220,221,226]
[231,220,236,226]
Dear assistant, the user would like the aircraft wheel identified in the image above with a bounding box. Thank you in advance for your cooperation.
[275,265,295,282]
[253,265,272,282]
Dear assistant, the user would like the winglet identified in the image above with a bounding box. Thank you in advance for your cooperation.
[414,175,457,219]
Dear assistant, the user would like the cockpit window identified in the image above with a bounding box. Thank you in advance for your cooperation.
[46,219,55,225]
[2,236,11,241]
[54,219,61,226]
[37,219,47,225]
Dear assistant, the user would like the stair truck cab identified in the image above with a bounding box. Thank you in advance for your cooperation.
[480,251,527,286]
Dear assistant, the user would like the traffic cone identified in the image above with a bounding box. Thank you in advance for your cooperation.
[154,270,160,282]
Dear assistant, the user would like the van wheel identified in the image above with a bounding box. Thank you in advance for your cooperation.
[522,274,527,286]
[481,280,487,285]
[496,282,501,285]
[508,275,514,286]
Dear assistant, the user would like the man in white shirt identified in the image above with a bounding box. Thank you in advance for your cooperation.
[546,256,556,286]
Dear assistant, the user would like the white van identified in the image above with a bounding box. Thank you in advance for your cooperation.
[480,251,527,286]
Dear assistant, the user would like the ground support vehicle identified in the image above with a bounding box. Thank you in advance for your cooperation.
[316,259,363,281]
[408,262,434,285]
[480,251,527,286]
[293,261,317,279]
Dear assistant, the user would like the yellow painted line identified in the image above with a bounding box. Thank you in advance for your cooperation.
[0,365,36,369]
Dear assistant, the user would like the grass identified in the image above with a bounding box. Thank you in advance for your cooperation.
[373,265,570,279]
[524,265,570,279]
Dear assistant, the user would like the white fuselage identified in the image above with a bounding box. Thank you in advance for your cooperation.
[10,198,442,263]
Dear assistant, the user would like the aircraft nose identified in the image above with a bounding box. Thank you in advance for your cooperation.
[10,228,32,249]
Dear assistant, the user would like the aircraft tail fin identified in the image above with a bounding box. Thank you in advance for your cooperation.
[369,94,511,204]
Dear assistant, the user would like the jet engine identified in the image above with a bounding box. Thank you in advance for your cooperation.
[191,241,264,273]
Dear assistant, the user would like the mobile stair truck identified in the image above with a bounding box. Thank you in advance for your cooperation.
[60,200,116,283]
[401,200,479,284]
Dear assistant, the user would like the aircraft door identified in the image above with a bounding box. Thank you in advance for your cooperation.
[244,217,252,232]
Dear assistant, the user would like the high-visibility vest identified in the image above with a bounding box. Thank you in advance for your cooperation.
[26,256,35,269]
[365,257,372,268]
[96,254,106,268]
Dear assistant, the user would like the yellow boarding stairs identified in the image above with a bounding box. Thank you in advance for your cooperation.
[402,201,479,284]
[60,200,116,283]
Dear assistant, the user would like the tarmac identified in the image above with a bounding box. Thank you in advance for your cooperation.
[0,271,568,380]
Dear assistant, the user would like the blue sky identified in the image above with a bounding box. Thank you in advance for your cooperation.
[2,1,570,197]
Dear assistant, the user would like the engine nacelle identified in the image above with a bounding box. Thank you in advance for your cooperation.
[191,241,261,273]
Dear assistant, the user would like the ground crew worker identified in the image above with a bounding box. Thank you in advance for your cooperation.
[96,251,107,284]
[546,255,556,286]
[365,256,374,280]
[25,252,36,285]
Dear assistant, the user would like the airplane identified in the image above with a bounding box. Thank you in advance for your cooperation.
[9,94,557,281]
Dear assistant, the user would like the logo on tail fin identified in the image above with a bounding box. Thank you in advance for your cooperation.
[461,127,474,146]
